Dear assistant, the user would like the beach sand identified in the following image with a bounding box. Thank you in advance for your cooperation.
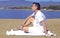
[0,19,60,38]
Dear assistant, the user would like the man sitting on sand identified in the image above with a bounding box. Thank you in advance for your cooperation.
[19,2,48,35]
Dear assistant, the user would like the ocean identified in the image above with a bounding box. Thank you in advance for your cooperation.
[0,9,60,19]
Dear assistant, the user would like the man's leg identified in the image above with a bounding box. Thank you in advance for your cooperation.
[24,17,34,26]
[22,17,34,32]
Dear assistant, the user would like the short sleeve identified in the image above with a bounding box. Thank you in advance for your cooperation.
[38,15,44,22]
[36,13,45,22]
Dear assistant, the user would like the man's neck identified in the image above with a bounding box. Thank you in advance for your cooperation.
[34,10,39,13]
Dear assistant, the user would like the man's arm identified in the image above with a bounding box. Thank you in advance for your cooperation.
[20,13,34,30]
[23,15,33,25]
[23,13,34,24]
[41,20,48,34]
[19,15,33,30]
[20,15,32,26]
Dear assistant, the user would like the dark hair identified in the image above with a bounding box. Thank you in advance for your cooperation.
[33,2,40,10]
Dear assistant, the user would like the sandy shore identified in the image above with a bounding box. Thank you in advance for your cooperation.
[0,19,60,38]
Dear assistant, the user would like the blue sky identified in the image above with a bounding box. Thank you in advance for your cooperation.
[0,0,60,2]
[0,0,10,1]
[25,0,60,2]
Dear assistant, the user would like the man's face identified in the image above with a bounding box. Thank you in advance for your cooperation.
[31,4,37,11]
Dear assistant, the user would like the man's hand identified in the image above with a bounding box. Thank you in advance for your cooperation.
[44,30,48,35]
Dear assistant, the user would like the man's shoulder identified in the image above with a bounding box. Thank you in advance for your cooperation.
[38,10,42,13]
[37,10,43,15]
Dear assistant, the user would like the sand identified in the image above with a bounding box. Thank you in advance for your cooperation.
[0,19,60,38]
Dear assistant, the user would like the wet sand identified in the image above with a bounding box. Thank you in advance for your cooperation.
[0,19,60,38]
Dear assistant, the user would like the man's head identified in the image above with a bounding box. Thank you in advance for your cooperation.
[32,2,40,11]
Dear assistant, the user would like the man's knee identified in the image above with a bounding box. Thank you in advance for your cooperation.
[29,17,34,21]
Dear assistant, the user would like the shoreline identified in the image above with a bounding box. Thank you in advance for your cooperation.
[0,9,59,11]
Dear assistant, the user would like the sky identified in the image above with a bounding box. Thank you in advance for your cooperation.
[25,0,60,2]
[0,0,60,2]
[0,0,10,1]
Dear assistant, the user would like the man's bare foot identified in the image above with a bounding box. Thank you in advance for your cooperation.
[13,27,21,31]
[19,26,23,30]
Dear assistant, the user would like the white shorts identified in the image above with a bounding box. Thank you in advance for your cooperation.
[28,19,44,34]
[28,26,44,34]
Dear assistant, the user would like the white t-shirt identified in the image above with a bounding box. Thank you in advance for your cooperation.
[28,10,46,33]
[31,10,46,27]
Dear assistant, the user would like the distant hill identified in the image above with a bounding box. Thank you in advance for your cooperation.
[0,0,60,7]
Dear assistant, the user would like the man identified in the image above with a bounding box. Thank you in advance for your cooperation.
[19,2,48,34]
